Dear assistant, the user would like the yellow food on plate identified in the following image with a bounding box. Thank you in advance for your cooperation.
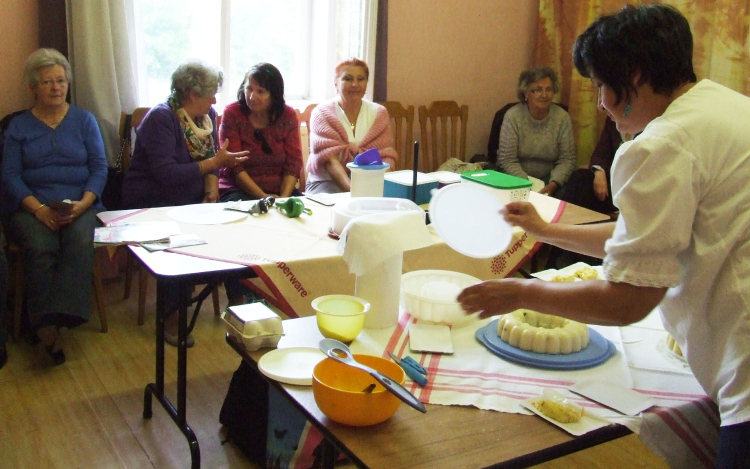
[497,309,589,354]
[532,398,583,423]
[574,266,599,280]
[550,274,576,282]
[666,334,683,356]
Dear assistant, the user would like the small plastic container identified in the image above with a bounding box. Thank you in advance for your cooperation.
[429,171,463,188]
[347,162,390,197]
[329,197,425,237]
[312,294,370,342]
[221,303,284,352]
[400,270,482,325]
[383,170,439,205]
[460,169,532,204]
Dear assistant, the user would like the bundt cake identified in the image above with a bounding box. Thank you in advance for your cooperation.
[497,309,589,354]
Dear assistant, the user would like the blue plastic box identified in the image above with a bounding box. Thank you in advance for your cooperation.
[383,170,439,205]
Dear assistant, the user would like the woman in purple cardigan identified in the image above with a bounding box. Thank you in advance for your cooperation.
[121,60,247,347]
[122,61,247,209]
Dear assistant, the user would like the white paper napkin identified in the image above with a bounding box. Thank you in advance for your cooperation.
[336,211,433,276]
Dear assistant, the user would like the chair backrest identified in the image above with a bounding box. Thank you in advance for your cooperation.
[294,103,317,189]
[417,101,468,173]
[487,102,569,166]
[377,101,414,171]
[118,107,150,172]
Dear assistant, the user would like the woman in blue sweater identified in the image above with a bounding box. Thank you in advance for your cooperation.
[2,48,108,365]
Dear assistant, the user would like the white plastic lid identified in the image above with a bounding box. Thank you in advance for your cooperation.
[384,170,439,185]
[428,183,513,259]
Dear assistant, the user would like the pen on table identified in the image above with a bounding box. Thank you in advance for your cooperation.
[388,351,428,387]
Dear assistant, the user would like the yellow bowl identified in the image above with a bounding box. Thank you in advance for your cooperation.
[312,295,370,342]
[312,354,405,426]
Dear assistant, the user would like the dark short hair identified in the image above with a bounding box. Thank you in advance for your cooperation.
[237,63,286,124]
[517,66,560,102]
[573,3,697,105]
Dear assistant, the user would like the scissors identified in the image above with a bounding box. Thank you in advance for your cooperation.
[388,351,428,387]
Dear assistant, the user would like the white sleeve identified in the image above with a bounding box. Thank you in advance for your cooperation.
[603,134,701,288]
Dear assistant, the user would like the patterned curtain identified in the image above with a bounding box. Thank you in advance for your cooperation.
[535,0,750,167]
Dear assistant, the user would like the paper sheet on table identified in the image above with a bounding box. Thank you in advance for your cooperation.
[94,221,181,244]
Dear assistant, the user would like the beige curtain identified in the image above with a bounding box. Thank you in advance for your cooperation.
[535,0,750,167]
[67,0,140,166]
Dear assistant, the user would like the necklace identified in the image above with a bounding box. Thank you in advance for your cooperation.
[350,122,356,135]
[34,103,69,128]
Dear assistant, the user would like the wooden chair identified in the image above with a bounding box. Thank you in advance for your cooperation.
[417,101,469,173]
[294,104,317,190]
[117,107,149,172]
[378,101,415,171]
[119,108,221,325]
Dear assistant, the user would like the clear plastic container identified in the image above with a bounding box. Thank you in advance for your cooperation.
[400,270,482,325]
[329,197,425,236]
[221,303,284,352]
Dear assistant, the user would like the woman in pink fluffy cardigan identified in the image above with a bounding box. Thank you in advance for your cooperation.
[305,58,397,194]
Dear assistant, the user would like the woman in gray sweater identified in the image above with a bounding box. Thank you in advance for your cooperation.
[497,66,576,197]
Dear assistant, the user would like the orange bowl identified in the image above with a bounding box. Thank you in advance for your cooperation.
[312,354,405,426]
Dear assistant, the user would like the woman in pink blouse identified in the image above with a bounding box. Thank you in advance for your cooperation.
[218,63,303,200]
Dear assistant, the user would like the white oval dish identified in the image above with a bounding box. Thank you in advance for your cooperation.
[167,203,247,225]
[258,347,327,386]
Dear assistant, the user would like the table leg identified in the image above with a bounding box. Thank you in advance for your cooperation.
[320,438,336,469]
[143,279,201,468]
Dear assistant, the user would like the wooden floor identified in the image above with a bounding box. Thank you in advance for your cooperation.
[0,258,669,469]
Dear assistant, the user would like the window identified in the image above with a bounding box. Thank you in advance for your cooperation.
[132,0,373,110]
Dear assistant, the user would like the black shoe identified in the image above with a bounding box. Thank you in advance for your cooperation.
[37,325,67,366]
[45,344,66,365]
[0,344,7,370]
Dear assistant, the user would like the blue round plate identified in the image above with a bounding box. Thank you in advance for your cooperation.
[475,319,616,370]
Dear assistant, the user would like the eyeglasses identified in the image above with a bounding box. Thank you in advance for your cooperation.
[254,129,272,154]
[529,86,555,97]
[39,78,68,87]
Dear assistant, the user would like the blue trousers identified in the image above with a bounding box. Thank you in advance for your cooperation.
[7,207,98,329]
[0,230,7,346]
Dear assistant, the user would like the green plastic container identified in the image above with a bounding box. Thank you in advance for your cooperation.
[460,170,532,203]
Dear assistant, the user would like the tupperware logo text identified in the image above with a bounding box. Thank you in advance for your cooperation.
[275,261,308,297]
[504,232,528,258]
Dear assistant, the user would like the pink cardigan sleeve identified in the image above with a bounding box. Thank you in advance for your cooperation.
[307,102,349,177]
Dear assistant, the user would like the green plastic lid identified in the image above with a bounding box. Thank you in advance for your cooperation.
[460,170,532,190]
